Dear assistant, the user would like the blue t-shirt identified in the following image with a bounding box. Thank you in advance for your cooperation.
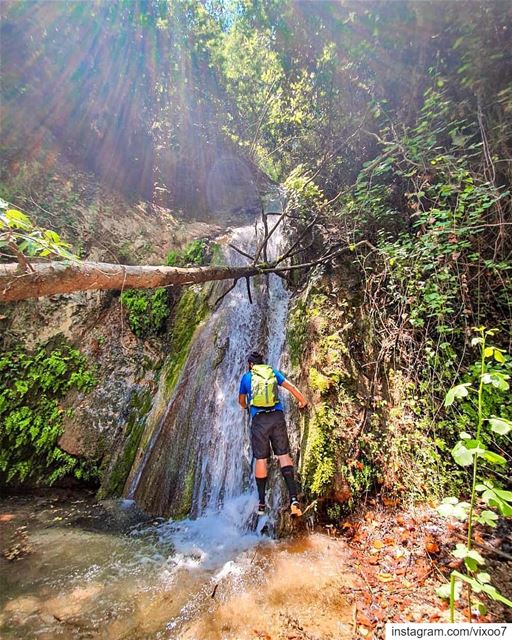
[239,368,286,417]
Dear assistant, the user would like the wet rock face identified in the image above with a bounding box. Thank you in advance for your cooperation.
[57,302,166,496]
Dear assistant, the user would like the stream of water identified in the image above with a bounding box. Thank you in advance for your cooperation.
[0,491,354,639]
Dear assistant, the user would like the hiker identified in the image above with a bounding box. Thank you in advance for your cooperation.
[238,350,308,517]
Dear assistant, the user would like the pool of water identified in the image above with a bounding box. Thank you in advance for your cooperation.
[0,490,355,639]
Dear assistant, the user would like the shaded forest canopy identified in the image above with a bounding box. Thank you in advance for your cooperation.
[1,0,510,334]
[1,0,510,214]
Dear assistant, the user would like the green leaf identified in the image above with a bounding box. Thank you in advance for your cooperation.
[488,417,512,435]
[482,450,507,465]
[43,230,61,243]
[452,439,490,466]
[444,383,471,407]
[493,349,505,363]
[482,372,510,391]
[436,581,462,600]
[437,498,470,521]
[5,209,31,230]
[480,485,512,516]
[476,510,499,527]
[436,583,452,599]
[452,442,474,467]
[467,549,485,564]
[452,544,485,567]
[452,571,512,608]
[494,488,512,501]
[452,543,469,559]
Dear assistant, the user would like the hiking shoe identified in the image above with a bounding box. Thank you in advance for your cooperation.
[290,500,302,517]
[257,503,266,516]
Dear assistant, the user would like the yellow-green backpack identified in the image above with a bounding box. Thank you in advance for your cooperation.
[250,364,278,408]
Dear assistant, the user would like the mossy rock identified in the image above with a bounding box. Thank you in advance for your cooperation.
[163,287,210,394]
[98,389,152,498]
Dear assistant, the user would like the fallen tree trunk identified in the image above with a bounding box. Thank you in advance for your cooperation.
[0,261,263,303]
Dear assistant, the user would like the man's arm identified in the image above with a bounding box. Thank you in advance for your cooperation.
[239,393,248,409]
[281,380,308,409]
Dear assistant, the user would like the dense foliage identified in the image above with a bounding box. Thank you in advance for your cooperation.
[120,287,170,338]
[0,343,98,485]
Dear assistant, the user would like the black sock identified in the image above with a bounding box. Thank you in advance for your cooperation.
[256,476,267,505]
[280,465,298,502]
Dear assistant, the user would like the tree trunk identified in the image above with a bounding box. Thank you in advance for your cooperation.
[0,261,262,303]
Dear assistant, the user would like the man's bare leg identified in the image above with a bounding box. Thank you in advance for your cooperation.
[277,453,293,468]
[255,458,268,478]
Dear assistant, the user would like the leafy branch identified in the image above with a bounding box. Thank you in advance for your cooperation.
[0,199,78,271]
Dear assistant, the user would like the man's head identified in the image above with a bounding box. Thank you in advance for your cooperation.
[247,350,264,368]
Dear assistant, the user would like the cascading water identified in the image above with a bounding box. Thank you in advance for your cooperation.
[126,221,291,538]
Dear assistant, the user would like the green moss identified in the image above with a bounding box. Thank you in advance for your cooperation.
[308,367,333,394]
[292,288,376,505]
[120,287,170,337]
[98,389,152,498]
[118,241,135,264]
[287,299,308,367]
[308,293,329,317]
[301,403,337,495]
[173,462,196,519]
[163,287,209,394]
[0,340,98,486]
[165,239,217,267]
[210,242,223,266]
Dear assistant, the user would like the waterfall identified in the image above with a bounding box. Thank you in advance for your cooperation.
[127,222,290,529]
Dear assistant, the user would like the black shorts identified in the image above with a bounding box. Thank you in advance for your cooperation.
[251,410,290,459]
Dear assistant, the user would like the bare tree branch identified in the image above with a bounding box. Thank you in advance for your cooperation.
[273,214,319,266]
[253,209,287,264]
[245,276,253,304]
[213,279,239,307]
[0,261,263,303]
[8,241,35,273]
[228,244,255,261]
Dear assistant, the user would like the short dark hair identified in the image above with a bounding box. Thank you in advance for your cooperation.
[247,351,264,365]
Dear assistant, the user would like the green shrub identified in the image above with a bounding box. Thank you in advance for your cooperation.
[165,239,217,267]
[0,343,98,485]
[120,287,170,337]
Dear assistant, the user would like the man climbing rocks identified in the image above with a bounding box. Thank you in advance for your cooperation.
[238,350,308,517]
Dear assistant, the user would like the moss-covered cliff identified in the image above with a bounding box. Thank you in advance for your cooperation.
[285,261,457,523]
